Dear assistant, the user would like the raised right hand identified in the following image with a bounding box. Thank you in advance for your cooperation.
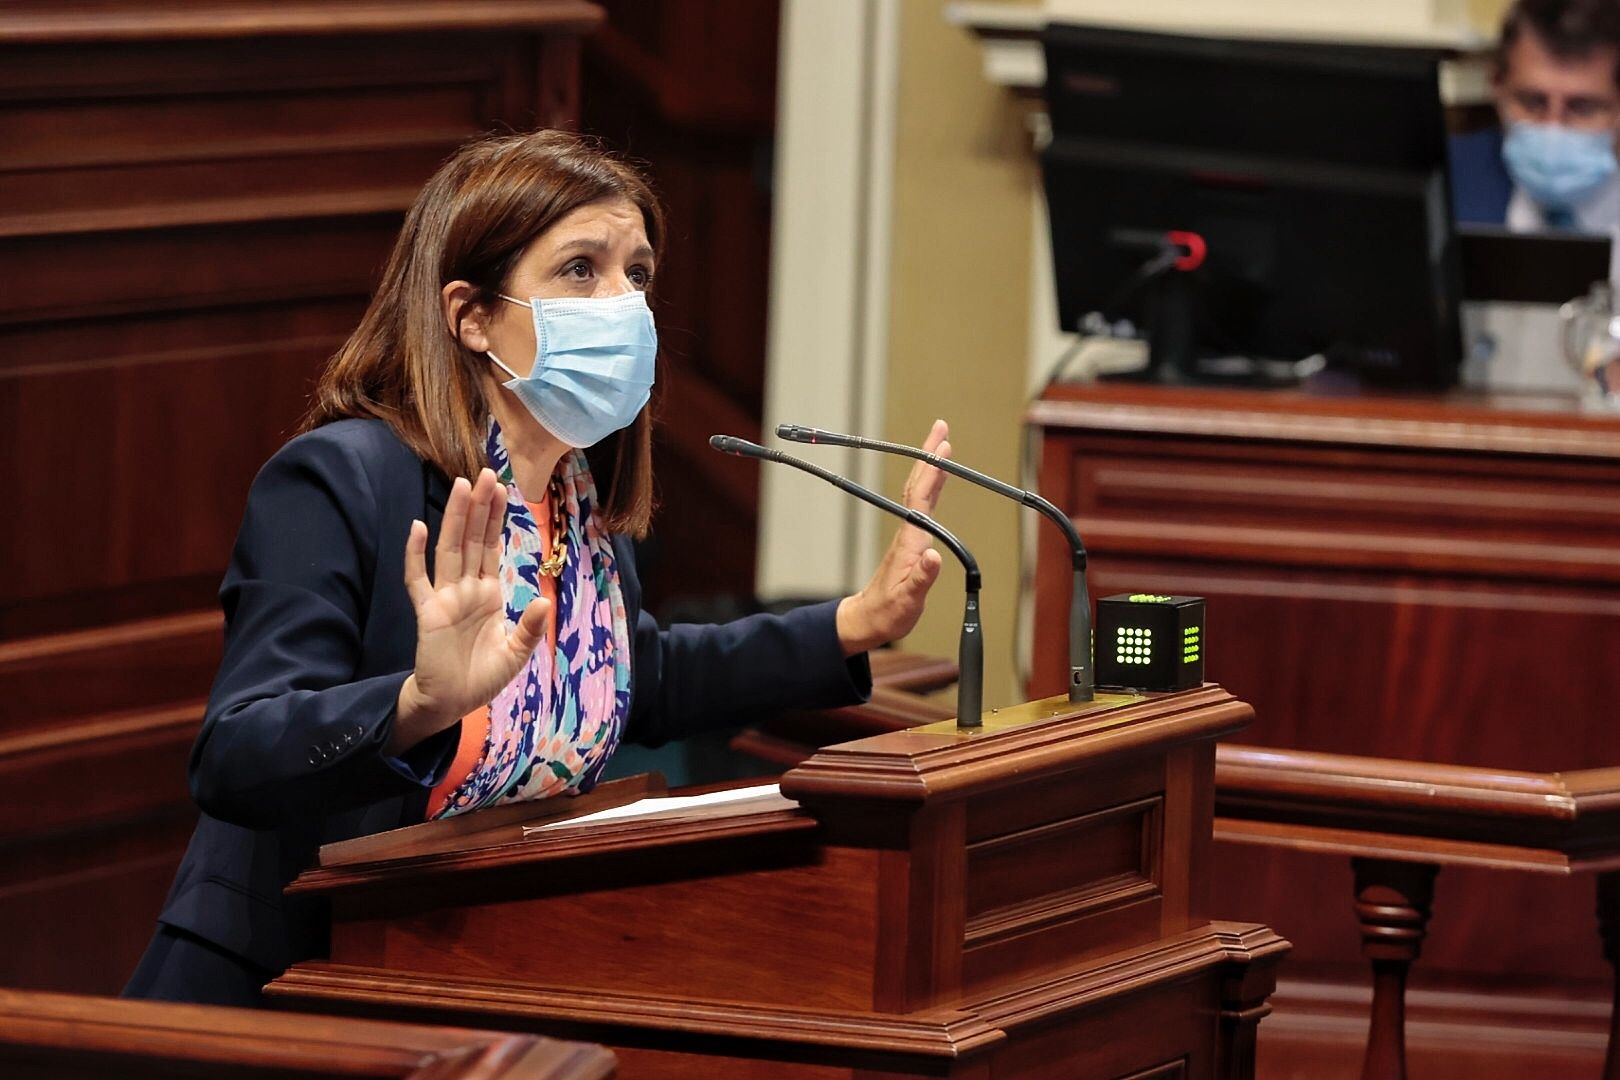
[388,468,550,754]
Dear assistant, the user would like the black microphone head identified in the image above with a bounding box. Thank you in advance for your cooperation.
[710,434,770,458]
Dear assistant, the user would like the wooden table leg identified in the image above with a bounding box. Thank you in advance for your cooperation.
[1598,871,1620,1080]
[1352,858,1438,1080]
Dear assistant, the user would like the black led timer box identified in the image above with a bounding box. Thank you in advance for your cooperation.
[1094,593,1205,692]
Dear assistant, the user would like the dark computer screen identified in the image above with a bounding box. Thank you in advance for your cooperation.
[1041,24,1462,388]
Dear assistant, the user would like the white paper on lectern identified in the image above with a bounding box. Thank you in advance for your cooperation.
[523,783,784,834]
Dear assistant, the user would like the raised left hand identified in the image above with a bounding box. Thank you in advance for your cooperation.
[835,419,951,656]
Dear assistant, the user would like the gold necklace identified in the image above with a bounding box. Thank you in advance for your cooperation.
[537,473,567,578]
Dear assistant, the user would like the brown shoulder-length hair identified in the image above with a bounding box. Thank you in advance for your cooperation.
[302,129,665,537]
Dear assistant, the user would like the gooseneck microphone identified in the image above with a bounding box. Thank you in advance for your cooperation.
[777,423,1093,703]
[710,434,985,730]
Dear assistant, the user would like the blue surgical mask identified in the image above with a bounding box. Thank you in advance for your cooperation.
[1502,121,1618,213]
[487,291,656,448]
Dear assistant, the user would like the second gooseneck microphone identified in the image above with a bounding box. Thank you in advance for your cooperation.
[778,423,1093,703]
[710,434,984,730]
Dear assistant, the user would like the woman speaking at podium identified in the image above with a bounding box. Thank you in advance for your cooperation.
[124,129,950,1007]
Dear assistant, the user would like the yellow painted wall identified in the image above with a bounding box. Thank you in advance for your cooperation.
[882,0,1035,707]
[1471,0,1510,31]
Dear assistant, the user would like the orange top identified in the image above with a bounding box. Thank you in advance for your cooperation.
[424,495,560,819]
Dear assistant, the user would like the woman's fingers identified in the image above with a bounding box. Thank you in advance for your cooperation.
[462,469,495,574]
[903,420,950,512]
[403,519,432,608]
[507,596,552,662]
[480,481,508,578]
[918,438,950,509]
[901,548,943,600]
[436,476,471,582]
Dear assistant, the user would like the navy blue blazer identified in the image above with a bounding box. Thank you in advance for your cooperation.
[149,418,870,980]
[1449,128,1514,227]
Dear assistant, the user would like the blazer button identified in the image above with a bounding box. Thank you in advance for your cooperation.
[341,732,355,746]
[352,723,365,739]
[307,748,322,766]
[326,740,341,755]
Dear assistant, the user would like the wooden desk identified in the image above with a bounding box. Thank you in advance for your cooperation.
[1029,383,1620,1060]
[0,987,614,1078]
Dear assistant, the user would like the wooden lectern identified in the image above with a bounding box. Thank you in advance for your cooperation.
[268,687,1287,1078]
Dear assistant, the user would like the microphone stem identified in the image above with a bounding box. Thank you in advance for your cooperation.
[957,589,983,730]
[1070,569,1093,703]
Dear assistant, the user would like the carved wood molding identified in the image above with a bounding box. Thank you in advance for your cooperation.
[1078,517,1620,584]
[967,923,1289,1035]
[0,700,199,841]
[781,686,1252,806]
[0,1,604,44]
[0,700,200,763]
[287,799,816,896]
[0,609,220,667]
[4,188,427,241]
[1215,744,1620,870]
[267,962,1006,1062]
[1029,386,1620,460]
[0,986,614,1079]
[271,927,1286,1063]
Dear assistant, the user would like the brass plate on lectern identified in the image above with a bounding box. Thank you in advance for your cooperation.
[916,692,1146,736]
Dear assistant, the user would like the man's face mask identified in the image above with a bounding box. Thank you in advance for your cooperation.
[1502,121,1619,213]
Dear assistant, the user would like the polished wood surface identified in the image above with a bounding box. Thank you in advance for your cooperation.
[1029,384,1620,996]
[0,987,614,1079]
[270,688,1286,1078]
[1212,744,1620,1080]
[0,0,598,995]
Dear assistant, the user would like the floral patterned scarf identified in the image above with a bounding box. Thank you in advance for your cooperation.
[428,420,633,819]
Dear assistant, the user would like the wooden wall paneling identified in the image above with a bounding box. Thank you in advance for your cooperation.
[0,1,602,994]
[0,812,199,994]
[1028,384,1620,1071]
[580,0,781,613]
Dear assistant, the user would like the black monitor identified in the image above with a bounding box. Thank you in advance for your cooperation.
[1041,24,1462,389]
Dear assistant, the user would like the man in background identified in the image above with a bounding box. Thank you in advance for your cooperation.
[1452,0,1620,232]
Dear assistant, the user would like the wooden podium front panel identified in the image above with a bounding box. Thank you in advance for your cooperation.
[1029,384,1620,984]
[329,829,885,1013]
[958,751,1188,997]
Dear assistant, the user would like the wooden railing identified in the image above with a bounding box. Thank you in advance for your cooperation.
[1213,746,1620,1080]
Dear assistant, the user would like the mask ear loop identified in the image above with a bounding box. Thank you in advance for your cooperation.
[484,294,535,380]
[487,351,522,380]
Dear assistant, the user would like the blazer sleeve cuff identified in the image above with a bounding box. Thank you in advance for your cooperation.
[794,598,874,708]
